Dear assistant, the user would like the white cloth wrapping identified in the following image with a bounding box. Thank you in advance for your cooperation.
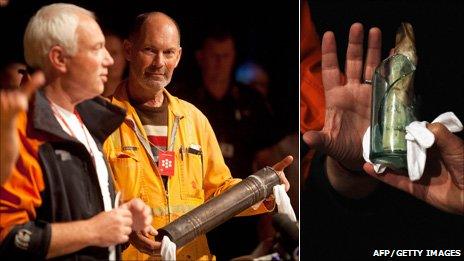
[160,236,177,261]
[362,112,463,181]
[273,184,297,222]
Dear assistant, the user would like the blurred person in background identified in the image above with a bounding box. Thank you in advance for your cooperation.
[102,30,127,97]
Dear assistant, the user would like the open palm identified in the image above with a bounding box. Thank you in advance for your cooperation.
[303,23,382,170]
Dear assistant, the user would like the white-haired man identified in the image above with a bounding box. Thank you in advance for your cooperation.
[0,3,152,260]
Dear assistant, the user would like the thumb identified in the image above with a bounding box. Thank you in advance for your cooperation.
[118,201,130,210]
[303,130,327,151]
[389,48,395,57]
[142,225,158,237]
[20,71,45,98]
[272,155,293,172]
[363,162,414,194]
[427,123,464,188]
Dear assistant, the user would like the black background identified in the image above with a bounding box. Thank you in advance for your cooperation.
[0,0,299,138]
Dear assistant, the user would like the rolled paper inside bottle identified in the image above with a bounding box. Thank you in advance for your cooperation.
[370,54,417,170]
[154,167,280,248]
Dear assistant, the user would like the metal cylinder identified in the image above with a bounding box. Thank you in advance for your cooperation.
[155,167,280,248]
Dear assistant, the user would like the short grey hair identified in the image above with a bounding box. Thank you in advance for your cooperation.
[23,3,95,69]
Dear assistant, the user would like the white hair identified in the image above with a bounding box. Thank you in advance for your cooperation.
[23,3,95,69]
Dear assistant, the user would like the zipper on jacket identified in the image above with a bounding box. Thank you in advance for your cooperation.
[125,117,172,221]
[165,115,181,222]
[165,188,171,222]
[126,114,181,222]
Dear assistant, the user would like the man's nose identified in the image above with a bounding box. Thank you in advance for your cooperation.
[103,48,114,67]
[151,53,164,67]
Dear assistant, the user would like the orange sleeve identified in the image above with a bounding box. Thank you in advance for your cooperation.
[0,113,45,241]
[300,1,325,133]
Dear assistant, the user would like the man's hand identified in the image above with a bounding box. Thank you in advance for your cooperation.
[120,198,153,231]
[87,207,133,247]
[1,71,45,184]
[303,23,381,171]
[120,199,161,255]
[129,226,162,255]
[363,123,464,215]
[272,155,293,192]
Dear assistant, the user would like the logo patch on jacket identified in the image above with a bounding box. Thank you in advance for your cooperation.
[55,150,72,161]
[14,228,32,250]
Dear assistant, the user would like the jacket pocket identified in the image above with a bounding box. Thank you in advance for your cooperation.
[109,151,141,201]
[178,150,204,201]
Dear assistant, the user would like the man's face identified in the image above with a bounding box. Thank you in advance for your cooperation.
[105,35,126,81]
[64,15,114,98]
[197,38,235,83]
[126,17,181,95]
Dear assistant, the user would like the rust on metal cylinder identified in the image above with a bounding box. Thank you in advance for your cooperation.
[155,167,280,248]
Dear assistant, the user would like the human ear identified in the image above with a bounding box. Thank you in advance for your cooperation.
[48,45,68,73]
[123,40,133,62]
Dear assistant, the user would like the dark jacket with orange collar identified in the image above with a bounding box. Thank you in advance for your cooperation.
[0,90,125,260]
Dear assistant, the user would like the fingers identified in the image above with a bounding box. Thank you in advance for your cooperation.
[0,91,28,116]
[278,171,290,192]
[389,48,395,56]
[117,211,133,243]
[19,70,45,98]
[90,210,135,246]
[345,23,365,83]
[272,155,293,171]
[115,208,133,226]
[271,156,292,192]
[123,198,153,231]
[427,123,464,188]
[363,163,414,194]
[302,130,327,152]
[125,198,144,212]
[141,226,158,237]
[427,123,462,152]
[321,31,341,90]
[129,230,160,255]
[363,27,382,81]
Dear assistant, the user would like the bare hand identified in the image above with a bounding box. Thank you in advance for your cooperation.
[1,71,45,184]
[120,198,153,231]
[0,71,45,124]
[129,226,161,255]
[272,155,293,191]
[88,208,133,247]
[363,123,464,215]
[303,23,382,171]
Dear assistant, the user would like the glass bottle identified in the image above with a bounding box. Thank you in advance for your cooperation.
[369,54,417,170]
